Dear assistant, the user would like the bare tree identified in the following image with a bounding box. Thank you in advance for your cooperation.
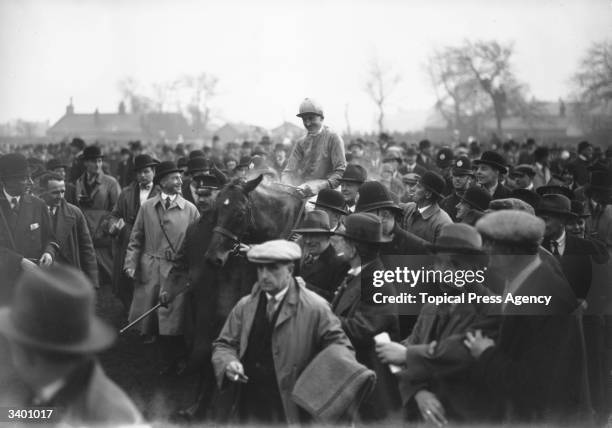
[175,72,219,136]
[365,57,401,135]
[117,77,154,114]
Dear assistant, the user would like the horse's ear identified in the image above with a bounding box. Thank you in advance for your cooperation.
[243,174,263,194]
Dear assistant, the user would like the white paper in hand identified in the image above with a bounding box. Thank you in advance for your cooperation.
[374,332,402,374]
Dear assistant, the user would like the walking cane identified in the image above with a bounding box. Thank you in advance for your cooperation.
[119,282,191,334]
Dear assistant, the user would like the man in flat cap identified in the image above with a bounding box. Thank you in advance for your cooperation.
[212,239,352,425]
[107,154,160,310]
[0,264,141,425]
[0,153,58,272]
[464,210,590,425]
[46,158,77,204]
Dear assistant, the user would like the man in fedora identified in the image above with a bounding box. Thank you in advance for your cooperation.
[440,156,475,221]
[455,185,492,226]
[38,172,98,286]
[293,210,349,302]
[212,239,352,424]
[75,145,121,284]
[0,153,58,270]
[339,164,367,213]
[0,264,141,425]
[399,147,428,176]
[46,158,77,204]
[67,137,86,183]
[332,213,401,421]
[465,210,590,425]
[182,156,212,205]
[124,160,199,371]
[400,171,452,244]
[473,151,511,200]
[108,153,160,310]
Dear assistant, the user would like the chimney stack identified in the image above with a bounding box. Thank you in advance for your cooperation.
[66,97,74,115]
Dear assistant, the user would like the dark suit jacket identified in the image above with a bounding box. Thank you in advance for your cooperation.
[0,193,58,261]
[491,183,512,200]
[475,260,591,424]
[439,192,461,221]
[297,244,349,302]
[571,157,590,187]
[332,258,401,420]
[52,200,98,285]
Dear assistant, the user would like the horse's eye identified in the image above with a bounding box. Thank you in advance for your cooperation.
[223,198,230,206]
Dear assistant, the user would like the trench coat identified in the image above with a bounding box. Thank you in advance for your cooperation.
[51,200,98,286]
[400,202,453,244]
[212,279,353,425]
[109,182,160,307]
[75,172,121,279]
[124,194,199,335]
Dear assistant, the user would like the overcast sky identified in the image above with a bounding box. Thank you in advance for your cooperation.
[1,0,610,132]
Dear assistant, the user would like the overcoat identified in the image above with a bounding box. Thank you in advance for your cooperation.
[109,182,159,306]
[212,280,352,425]
[296,243,349,302]
[51,200,98,285]
[75,172,121,278]
[400,202,453,244]
[124,194,199,335]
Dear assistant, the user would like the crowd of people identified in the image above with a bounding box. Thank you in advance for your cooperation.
[0,97,611,426]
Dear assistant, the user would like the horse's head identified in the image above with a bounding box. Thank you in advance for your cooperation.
[204,175,263,267]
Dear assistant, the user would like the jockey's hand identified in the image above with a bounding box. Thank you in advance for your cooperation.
[226,361,248,383]
[39,252,53,267]
[464,330,494,358]
[415,390,447,427]
[159,291,171,307]
[124,268,136,279]
[296,184,313,198]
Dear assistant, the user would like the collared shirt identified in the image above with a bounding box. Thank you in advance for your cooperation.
[486,182,498,196]
[160,192,177,207]
[266,285,289,315]
[418,204,432,214]
[554,230,567,256]
[526,182,534,191]
[48,205,58,216]
[139,183,153,206]
[502,254,542,310]
[33,377,66,405]
[3,189,20,208]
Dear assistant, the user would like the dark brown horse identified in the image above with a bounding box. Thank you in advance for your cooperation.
[204,175,306,267]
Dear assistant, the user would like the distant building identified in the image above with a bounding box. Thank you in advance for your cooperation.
[270,121,304,141]
[47,100,195,143]
[215,122,268,143]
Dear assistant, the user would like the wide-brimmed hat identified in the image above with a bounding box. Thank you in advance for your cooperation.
[154,161,182,184]
[451,156,473,176]
[0,265,115,353]
[309,189,348,215]
[458,186,492,212]
[570,200,590,218]
[236,156,252,169]
[339,164,367,183]
[402,172,421,185]
[536,194,577,219]
[536,185,574,200]
[334,212,391,244]
[133,154,158,172]
[420,171,446,198]
[355,181,401,213]
[473,151,508,173]
[46,158,69,171]
[0,153,29,179]
[79,146,104,160]
[292,210,332,234]
[429,223,485,255]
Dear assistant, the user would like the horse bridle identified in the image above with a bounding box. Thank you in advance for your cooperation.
[212,225,246,257]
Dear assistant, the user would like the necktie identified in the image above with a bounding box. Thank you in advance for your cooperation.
[550,240,560,256]
[164,197,171,210]
[266,294,276,322]
[11,197,18,213]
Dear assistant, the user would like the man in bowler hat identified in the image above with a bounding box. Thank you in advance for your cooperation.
[473,151,511,200]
